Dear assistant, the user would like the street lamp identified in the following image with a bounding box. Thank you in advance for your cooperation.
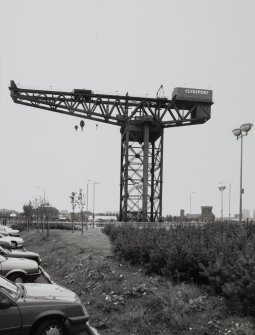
[87,180,100,228]
[219,182,231,220]
[218,186,226,221]
[232,123,253,224]
[189,192,195,215]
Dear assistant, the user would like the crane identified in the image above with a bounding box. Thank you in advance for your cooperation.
[9,81,213,222]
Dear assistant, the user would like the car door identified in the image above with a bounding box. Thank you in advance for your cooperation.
[0,292,22,334]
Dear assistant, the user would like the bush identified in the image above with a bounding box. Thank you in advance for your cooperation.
[103,222,255,315]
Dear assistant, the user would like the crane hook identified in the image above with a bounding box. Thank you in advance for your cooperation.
[80,120,85,131]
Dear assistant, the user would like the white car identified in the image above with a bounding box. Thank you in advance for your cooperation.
[0,233,24,249]
[0,226,20,237]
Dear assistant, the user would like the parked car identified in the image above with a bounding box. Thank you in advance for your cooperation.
[0,225,20,237]
[0,246,42,264]
[0,275,99,335]
[0,233,24,249]
[0,254,41,283]
[0,238,11,249]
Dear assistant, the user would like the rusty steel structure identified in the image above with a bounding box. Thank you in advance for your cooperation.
[9,81,213,222]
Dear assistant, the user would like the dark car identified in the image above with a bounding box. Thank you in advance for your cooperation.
[0,246,42,264]
[0,275,99,335]
[0,238,11,249]
[0,255,41,283]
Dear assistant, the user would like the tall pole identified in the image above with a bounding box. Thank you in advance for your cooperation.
[229,184,231,220]
[190,192,195,215]
[221,190,223,221]
[44,188,49,237]
[88,180,99,228]
[220,182,231,220]
[239,135,243,224]
[218,186,226,221]
[93,183,95,228]
[87,183,89,213]
[232,123,253,225]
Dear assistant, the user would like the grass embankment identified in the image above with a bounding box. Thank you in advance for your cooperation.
[22,228,255,335]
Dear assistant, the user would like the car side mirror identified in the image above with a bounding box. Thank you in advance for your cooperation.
[0,299,12,309]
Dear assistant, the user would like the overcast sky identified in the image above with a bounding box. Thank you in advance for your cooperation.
[0,0,254,217]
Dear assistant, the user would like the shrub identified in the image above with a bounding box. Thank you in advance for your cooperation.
[103,222,255,315]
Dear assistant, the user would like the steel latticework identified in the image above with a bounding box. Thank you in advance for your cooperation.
[120,123,164,222]
[9,81,213,222]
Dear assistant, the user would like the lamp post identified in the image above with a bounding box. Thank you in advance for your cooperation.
[232,123,253,224]
[189,192,195,216]
[87,180,100,228]
[220,182,231,220]
[218,186,226,221]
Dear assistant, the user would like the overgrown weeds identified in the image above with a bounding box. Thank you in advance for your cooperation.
[22,229,255,334]
[103,222,255,315]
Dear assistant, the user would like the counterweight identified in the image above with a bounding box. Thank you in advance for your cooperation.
[9,81,213,222]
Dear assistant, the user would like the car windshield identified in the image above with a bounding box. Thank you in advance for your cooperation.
[0,276,19,299]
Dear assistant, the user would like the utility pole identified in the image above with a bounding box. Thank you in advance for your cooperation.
[88,180,100,228]
[232,123,253,224]
[218,186,226,221]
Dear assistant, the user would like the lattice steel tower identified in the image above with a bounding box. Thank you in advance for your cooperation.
[9,82,213,222]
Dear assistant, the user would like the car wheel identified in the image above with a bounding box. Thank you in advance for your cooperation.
[8,273,27,284]
[11,241,17,248]
[35,319,66,335]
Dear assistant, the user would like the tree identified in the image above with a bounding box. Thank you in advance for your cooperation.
[32,196,50,235]
[23,201,33,229]
[76,189,86,235]
[69,192,76,233]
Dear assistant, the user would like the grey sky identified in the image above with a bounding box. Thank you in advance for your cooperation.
[0,0,254,217]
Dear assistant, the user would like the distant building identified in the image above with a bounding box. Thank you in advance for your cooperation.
[60,210,68,215]
[0,209,16,217]
[185,213,201,221]
[201,206,215,222]
[253,210,255,220]
[242,209,250,220]
[183,206,215,222]
[180,209,185,220]
[88,215,117,222]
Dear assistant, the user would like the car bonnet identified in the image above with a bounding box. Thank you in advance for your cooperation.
[22,283,79,302]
